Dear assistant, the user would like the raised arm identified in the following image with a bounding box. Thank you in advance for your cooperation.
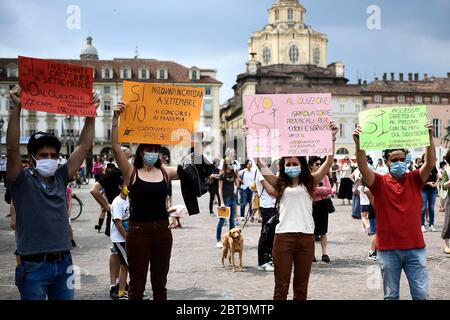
[6,86,23,183]
[419,121,436,183]
[67,93,100,178]
[261,179,277,197]
[313,121,338,185]
[112,102,132,182]
[353,124,375,187]
[255,158,278,189]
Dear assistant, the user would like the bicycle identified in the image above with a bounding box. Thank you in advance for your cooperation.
[70,193,83,221]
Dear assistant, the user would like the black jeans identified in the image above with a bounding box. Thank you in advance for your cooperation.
[258,207,277,266]
[209,182,220,213]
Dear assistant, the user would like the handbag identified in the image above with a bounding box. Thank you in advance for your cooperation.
[323,197,335,213]
[252,193,260,210]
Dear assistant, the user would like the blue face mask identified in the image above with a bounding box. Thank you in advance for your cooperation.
[285,166,301,178]
[390,161,407,178]
[143,152,159,167]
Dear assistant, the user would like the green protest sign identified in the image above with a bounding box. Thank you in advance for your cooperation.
[359,105,429,151]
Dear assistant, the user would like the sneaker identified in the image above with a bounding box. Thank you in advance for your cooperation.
[257,263,274,272]
[322,255,330,263]
[235,220,240,226]
[368,251,377,261]
[94,225,102,233]
[118,290,128,300]
[216,242,223,248]
[210,212,215,216]
[430,225,436,232]
[421,225,427,232]
[443,247,450,254]
[109,284,119,300]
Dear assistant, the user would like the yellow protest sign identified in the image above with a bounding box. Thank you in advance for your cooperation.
[359,105,429,150]
[119,81,204,145]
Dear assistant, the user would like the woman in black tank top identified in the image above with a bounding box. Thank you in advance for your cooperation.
[112,102,180,300]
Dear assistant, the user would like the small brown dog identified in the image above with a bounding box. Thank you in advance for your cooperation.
[221,227,244,272]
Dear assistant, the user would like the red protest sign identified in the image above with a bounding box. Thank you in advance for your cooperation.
[19,56,96,116]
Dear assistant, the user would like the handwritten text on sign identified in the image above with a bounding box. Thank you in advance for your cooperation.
[119,81,203,145]
[359,105,429,150]
[244,94,332,158]
[18,56,95,116]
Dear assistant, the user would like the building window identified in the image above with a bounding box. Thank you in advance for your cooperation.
[8,99,14,111]
[203,101,213,116]
[205,87,211,95]
[398,95,405,103]
[263,47,271,64]
[337,148,350,155]
[289,45,299,64]
[432,95,440,104]
[104,86,111,94]
[104,68,111,79]
[7,65,18,77]
[141,69,147,79]
[122,69,129,79]
[433,119,440,138]
[340,104,345,113]
[288,8,294,20]
[355,104,361,113]
[339,123,345,138]
[47,129,56,136]
[424,97,431,103]
[374,95,382,103]
[275,9,279,21]
[313,47,320,65]
[415,96,423,103]
[106,129,112,141]
[192,70,198,81]
[104,101,111,111]
[159,69,166,79]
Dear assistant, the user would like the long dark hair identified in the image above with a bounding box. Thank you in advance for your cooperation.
[134,144,162,169]
[277,156,315,199]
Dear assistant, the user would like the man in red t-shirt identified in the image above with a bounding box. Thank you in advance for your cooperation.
[353,121,436,300]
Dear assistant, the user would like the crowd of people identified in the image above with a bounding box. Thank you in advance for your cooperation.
[4,85,450,301]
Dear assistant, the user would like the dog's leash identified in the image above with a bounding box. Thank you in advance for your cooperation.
[241,203,253,230]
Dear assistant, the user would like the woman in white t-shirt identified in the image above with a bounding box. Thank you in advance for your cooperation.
[357,182,370,234]
[255,122,338,300]
[338,156,354,205]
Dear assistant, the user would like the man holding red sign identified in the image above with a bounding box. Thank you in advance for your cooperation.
[6,84,99,300]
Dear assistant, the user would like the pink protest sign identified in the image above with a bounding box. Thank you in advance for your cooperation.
[244,93,332,158]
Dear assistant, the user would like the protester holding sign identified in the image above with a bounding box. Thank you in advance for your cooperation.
[112,102,181,300]
[353,119,435,300]
[7,85,99,300]
[253,121,338,300]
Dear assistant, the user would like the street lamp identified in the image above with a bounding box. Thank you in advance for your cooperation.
[0,117,5,154]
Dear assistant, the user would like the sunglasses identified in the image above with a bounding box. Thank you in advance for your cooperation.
[33,133,50,140]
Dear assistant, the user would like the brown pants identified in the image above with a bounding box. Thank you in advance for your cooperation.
[126,220,173,300]
[272,233,315,300]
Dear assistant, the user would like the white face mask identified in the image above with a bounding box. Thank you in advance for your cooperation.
[32,156,58,177]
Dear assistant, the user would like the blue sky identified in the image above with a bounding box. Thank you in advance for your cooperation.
[1,0,449,102]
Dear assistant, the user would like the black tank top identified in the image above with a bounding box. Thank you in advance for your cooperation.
[129,170,168,222]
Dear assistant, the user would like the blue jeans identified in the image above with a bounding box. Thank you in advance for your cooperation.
[421,189,437,226]
[15,253,74,300]
[377,249,428,300]
[216,197,236,242]
[352,194,360,218]
[239,188,253,218]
